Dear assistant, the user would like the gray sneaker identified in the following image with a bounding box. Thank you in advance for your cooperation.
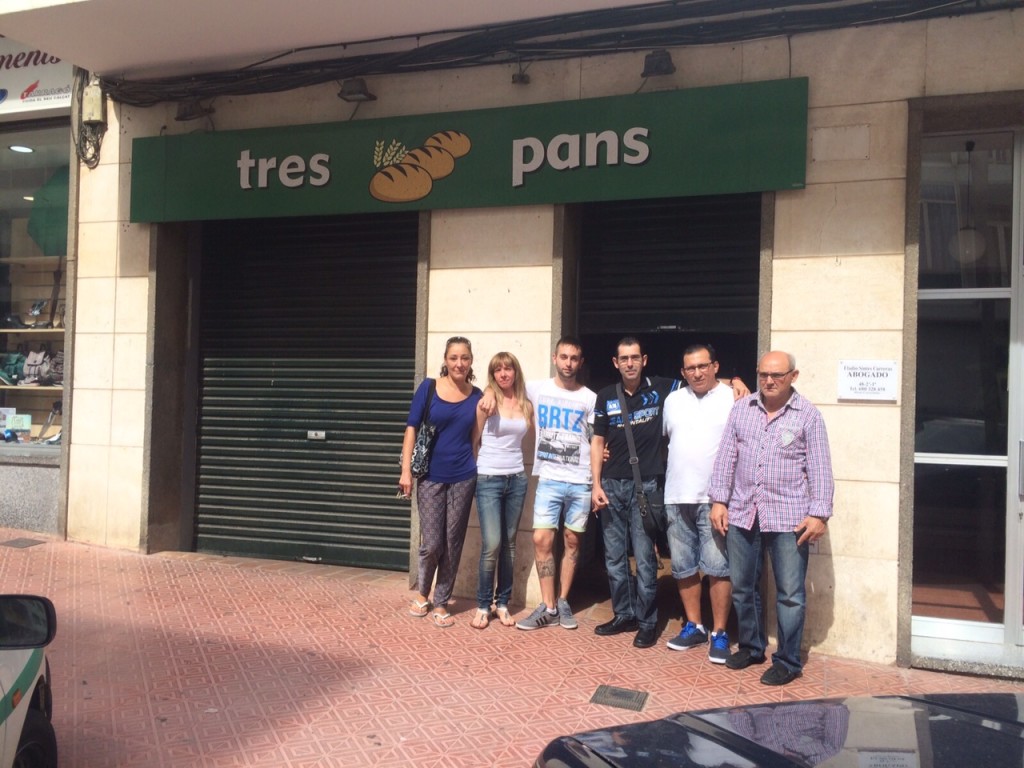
[516,603,559,630]
[557,598,578,630]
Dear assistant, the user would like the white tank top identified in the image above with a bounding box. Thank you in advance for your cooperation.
[477,415,528,475]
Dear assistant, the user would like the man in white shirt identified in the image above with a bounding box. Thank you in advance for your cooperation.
[514,337,598,631]
[661,343,736,663]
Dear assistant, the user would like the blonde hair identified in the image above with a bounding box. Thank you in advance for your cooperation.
[487,352,532,428]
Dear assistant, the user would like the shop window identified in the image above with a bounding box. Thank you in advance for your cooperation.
[0,123,67,450]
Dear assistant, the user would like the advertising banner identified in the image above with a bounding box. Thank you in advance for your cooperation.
[0,36,71,118]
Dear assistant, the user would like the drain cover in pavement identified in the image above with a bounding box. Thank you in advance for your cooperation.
[590,685,649,711]
[1,538,44,548]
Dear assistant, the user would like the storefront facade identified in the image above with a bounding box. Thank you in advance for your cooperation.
[0,36,72,534]
[42,8,1024,674]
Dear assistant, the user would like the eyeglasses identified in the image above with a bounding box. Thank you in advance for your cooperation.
[756,370,793,382]
[682,362,714,374]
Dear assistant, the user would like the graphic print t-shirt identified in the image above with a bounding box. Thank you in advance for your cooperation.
[526,378,597,485]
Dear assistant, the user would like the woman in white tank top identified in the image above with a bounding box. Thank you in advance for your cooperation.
[472,352,533,628]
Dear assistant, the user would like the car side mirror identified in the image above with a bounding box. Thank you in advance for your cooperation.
[0,595,57,648]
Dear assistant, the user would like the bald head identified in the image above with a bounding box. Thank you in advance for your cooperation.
[757,350,799,409]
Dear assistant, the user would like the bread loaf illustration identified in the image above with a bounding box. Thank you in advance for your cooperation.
[369,163,433,203]
[424,130,472,159]
[402,145,456,180]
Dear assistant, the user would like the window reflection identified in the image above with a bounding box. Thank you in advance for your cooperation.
[914,299,1008,455]
[913,464,1005,623]
[919,133,1014,289]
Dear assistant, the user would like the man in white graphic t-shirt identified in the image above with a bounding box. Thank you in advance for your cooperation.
[508,337,596,631]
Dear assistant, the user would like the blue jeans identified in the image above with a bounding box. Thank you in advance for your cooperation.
[476,472,528,610]
[599,477,659,631]
[727,520,808,672]
[666,503,729,579]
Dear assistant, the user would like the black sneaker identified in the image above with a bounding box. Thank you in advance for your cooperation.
[666,621,708,651]
[760,661,800,686]
[725,648,766,669]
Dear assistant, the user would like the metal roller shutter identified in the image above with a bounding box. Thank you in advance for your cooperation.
[579,194,761,335]
[577,193,762,388]
[195,213,418,569]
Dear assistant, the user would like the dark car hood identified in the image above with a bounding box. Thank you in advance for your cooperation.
[537,694,1024,768]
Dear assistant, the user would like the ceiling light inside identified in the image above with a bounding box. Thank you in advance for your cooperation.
[9,145,33,153]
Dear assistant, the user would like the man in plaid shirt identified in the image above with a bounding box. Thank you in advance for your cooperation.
[709,350,834,686]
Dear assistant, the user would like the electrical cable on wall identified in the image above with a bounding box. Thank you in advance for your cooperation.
[72,68,106,169]
[98,0,1022,108]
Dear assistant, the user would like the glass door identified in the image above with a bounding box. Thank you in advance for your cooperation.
[912,131,1023,661]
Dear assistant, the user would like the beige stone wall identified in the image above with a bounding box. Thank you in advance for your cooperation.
[427,206,556,605]
[64,8,1024,660]
[68,99,160,548]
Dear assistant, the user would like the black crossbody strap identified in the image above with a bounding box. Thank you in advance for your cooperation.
[616,383,645,490]
[423,379,437,423]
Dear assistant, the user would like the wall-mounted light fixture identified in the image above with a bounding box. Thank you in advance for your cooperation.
[641,49,675,78]
[512,60,530,85]
[175,99,215,121]
[338,78,376,102]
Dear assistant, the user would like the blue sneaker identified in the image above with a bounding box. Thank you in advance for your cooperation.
[708,630,730,664]
[666,621,708,651]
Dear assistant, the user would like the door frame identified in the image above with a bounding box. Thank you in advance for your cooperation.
[902,95,1024,671]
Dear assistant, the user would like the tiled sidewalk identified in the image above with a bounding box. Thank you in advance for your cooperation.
[3,528,1023,767]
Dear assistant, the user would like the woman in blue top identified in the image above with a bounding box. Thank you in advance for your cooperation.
[471,352,533,629]
[400,336,483,628]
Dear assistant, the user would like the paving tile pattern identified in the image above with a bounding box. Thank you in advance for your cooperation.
[3,528,1024,767]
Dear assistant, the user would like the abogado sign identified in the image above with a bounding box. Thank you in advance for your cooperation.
[131,77,807,222]
[0,36,71,117]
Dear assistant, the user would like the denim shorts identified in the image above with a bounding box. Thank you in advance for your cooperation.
[666,502,729,579]
[533,478,592,533]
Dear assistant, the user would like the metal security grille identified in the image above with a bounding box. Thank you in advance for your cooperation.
[195,214,418,569]
[579,194,761,335]
[576,193,762,389]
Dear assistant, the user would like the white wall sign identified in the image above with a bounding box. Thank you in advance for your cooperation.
[0,36,71,118]
[838,359,899,401]
[858,752,918,768]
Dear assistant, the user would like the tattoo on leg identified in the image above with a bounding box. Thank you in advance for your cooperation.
[537,557,556,578]
[567,547,579,563]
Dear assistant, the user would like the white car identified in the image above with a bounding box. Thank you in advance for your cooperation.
[0,596,57,768]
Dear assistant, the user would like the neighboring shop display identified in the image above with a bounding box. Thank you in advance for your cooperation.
[0,122,67,448]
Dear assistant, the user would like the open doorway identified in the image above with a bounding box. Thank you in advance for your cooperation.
[572,193,763,603]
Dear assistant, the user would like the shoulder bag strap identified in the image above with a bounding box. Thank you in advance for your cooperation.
[616,383,645,490]
[423,378,437,423]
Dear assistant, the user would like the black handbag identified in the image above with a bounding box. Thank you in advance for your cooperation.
[617,383,667,542]
[409,379,438,478]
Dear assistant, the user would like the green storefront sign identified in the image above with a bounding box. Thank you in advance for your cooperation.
[130,77,807,222]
